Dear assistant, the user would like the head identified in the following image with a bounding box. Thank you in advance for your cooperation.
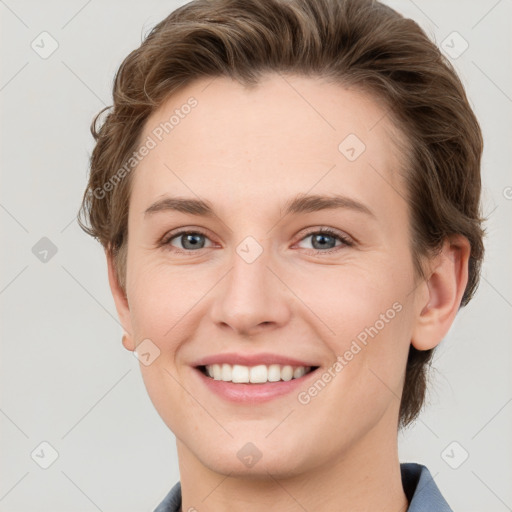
[78,0,484,476]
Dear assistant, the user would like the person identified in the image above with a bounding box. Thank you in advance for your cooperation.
[78,0,484,510]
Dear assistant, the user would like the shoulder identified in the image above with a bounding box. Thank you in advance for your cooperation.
[401,462,453,511]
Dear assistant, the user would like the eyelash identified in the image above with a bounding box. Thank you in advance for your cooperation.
[159,227,354,255]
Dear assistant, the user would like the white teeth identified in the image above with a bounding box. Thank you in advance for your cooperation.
[293,367,306,379]
[203,363,312,383]
[267,364,281,382]
[232,364,249,383]
[281,365,293,381]
[249,365,267,383]
[221,363,232,381]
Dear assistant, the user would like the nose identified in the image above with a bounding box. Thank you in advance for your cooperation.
[209,241,291,337]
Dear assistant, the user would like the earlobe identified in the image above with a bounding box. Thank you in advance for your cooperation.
[122,332,134,352]
[411,235,470,351]
[105,247,135,351]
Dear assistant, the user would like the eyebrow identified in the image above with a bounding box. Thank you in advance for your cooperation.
[143,193,375,219]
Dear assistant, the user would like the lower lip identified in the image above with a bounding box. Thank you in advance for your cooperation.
[193,367,319,404]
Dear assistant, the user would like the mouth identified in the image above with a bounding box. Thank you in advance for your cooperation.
[193,363,321,403]
[196,363,320,384]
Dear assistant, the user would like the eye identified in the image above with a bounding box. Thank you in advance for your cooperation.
[161,230,214,252]
[159,227,354,254]
[296,227,353,253]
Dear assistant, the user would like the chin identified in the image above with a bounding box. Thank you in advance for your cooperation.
[203,454,308,480]
[192,435,315,479]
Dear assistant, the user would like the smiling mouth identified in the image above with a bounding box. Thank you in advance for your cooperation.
[196,364,320,384]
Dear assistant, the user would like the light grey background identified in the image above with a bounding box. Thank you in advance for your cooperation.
[0,0,511,511]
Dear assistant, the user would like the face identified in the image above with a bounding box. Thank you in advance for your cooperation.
[115,74,427,477]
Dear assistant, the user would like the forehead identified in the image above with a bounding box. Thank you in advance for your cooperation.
[131,73,409,216]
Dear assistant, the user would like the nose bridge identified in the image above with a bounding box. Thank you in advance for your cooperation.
[210,236,290,335]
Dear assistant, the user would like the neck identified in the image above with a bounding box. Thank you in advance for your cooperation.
[176,421,408,512]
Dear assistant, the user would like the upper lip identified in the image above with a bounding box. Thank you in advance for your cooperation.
[192,352,319,368]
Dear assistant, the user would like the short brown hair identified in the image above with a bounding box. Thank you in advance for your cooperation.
[78,0,485,428]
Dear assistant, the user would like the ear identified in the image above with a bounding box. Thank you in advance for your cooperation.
[105,247,135,351]
[411,235,471,351]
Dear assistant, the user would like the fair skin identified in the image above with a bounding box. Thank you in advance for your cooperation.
[107,74,469,512]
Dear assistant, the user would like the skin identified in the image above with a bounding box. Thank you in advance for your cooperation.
[107,73,470,512]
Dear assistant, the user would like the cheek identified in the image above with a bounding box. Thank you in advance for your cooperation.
[296,264,412,396]
[127,259,204,341]
[293,260,407,337]
[126,263,202,427]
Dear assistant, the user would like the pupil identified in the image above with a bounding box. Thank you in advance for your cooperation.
[183,233,204,250]
[313,233,335,250]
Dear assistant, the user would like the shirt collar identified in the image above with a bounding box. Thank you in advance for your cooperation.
[401,462,453,511]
